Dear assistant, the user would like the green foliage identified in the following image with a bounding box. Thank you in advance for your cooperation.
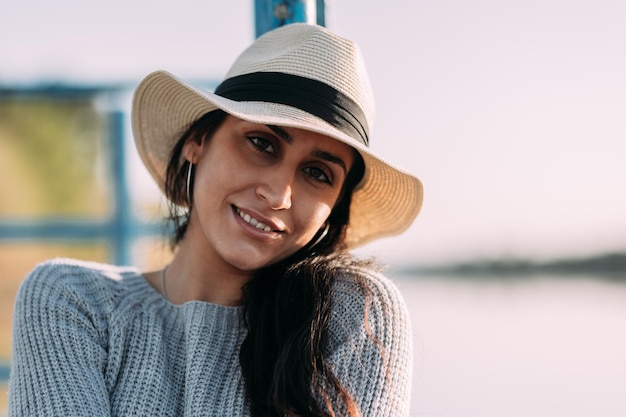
[0,99,109,217]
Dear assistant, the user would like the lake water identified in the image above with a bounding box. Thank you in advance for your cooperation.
[393,273,626,417]
[1,273,624,417]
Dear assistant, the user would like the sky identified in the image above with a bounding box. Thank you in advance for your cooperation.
[2,0,625,266]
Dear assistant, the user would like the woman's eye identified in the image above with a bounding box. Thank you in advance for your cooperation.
[304,166,332,185]
[248,136,276,155]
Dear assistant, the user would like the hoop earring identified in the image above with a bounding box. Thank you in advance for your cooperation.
[186,162,194,207]
[308,222,330,250]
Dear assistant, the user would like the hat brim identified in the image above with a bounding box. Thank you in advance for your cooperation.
[132,70,423,248]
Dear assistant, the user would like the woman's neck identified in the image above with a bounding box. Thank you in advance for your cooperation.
[163,240,253,306]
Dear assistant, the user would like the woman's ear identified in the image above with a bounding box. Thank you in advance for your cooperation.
[182,134,204,163]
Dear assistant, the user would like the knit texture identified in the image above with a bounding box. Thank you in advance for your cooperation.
[9,258,412,416]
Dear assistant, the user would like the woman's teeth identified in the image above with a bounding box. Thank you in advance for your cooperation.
[237,208,272,232]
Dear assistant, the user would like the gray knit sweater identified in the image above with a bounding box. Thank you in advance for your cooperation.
[9,258,412,416]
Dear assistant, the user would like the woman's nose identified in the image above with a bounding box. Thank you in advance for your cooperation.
[255,170,293,210]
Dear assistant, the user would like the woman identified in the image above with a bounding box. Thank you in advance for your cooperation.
[9,24,423,417]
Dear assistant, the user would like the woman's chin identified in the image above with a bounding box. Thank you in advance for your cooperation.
[220,244,303,273]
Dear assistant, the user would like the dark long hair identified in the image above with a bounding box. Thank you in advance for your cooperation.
[164,110,374,417]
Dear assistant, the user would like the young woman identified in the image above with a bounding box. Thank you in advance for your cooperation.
[9,24,424,417]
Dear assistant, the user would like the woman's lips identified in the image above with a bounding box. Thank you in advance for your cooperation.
[233,206,284,234]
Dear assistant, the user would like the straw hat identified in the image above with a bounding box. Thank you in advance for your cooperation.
[132,23,423,248]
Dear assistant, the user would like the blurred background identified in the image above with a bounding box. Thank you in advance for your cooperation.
[1,0,625,415]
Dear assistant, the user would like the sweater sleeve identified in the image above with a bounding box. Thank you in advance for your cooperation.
[9,260,111,417]
[326,270,413,417]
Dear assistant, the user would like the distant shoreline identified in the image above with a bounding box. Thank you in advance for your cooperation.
[398,252,626,279]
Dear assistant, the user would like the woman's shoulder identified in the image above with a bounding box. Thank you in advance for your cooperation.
[333,267,407,315]
[16,258,145,315]
[22,257,141,289]
[330,266,411,340]
[326,265,413,416]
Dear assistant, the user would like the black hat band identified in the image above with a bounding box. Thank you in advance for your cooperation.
[215,72,369,147]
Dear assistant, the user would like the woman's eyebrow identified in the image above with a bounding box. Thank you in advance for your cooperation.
[267,125,293,144]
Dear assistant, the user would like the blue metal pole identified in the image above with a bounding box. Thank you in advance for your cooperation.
[108,109,132,266]
[316,0,325,27]
[254,0,325,38]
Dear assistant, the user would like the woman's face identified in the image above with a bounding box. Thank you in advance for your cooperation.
[183,115,355,275]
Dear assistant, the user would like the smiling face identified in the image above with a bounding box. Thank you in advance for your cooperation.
[181,115,355,276]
